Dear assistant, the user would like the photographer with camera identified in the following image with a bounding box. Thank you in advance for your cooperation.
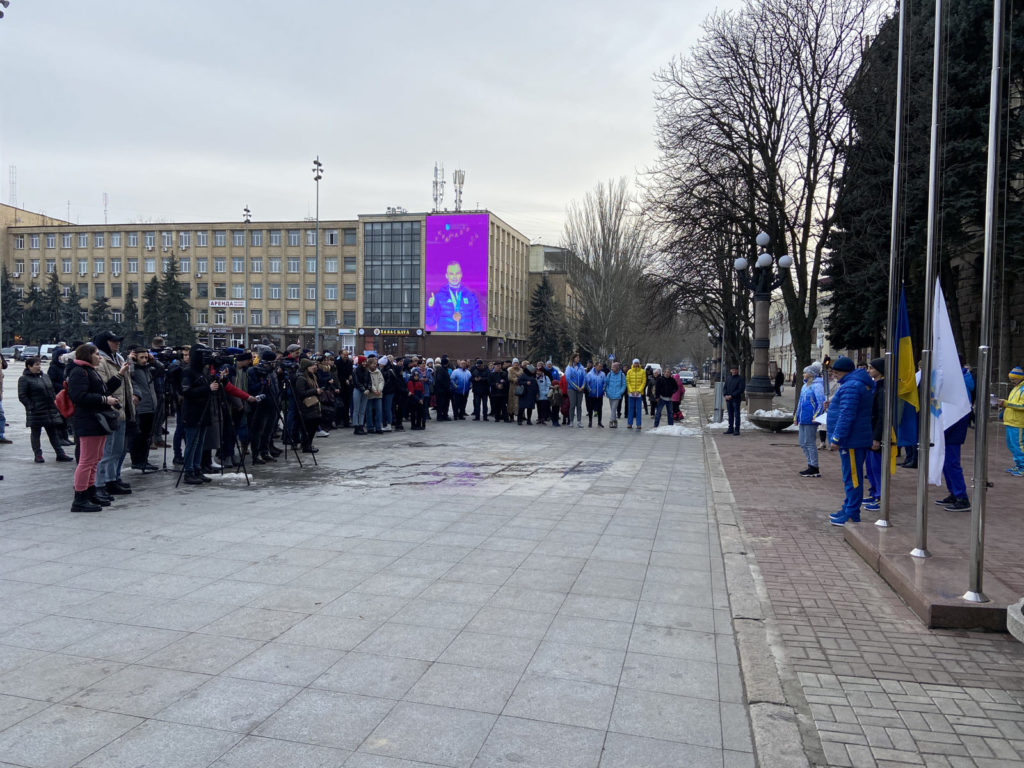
[246,351,279,463]
[128,348,159,471]
[180,346,219,485]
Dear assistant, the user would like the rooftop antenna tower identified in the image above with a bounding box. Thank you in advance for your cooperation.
[432,162,445,212]
[103,192,109,224]
[8,165,16,206]
[452,169,465,212]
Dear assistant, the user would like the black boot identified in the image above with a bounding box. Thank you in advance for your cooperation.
[87,486,112,507]
[184,472,205,485]
[105,480,132,495]
[71,490,102,513]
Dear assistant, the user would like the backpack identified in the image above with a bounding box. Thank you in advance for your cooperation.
[55,380,75,418]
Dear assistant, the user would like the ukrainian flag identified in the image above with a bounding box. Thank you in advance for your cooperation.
[896,287,919,411]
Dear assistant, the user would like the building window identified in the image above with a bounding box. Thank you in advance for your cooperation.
[326,230,339,246]
[94,233,105,248]
[269,284,281,300]
[232,258,244,273]
[287,310,300,326]
[145,232,155,248]
[128,258,138,273]
[110,232,121,248]
[46,234,56,249]
[343,310,356,326]
[232,284,245,299]
[145,258,156,273]
[179,258,190,274]
[324,310,337,325]
[306,258,316,273]
[325,284,338,300]
[46,259,56,274]
[305,310,316,326]
[251,284,262,299]
[94,259,105,275]
[233,230,244,247]
[30,260,40,277]
[14,259,25,274]
[250,310,262,325]
[198,310,209,324]
[214,258,226,273]
[287,284,300,300]
[343,283,356,301]
[214,230,226,247]
[14,235,24,249]
[250,230,263,246]
[29,234,40,249]
[111,259,121,276]
[112,283,122,298]
[214,283,227,299]
[196,258,208,274]
[197,283,209,298]
[344,256,356,272]
[79,282,89,298]
[306,230,317,246]
[179,232,190,249]
[251,258,262,273]
[162,258,171,273]
[344,228,357,245]
[78,259,88,276]
[215,310,226,324]
[306,286,316,300]
[62,284,71,297]
[128,282,140,297]
[196,231,208,247]
[112,310,122,323]
[269,309,281,325]
[362,219,421,327]
[269,230,281,247]
[269,258,281,273]
[94,283,106,299]
[62,233,73,248]
[161,231,172,248]
[62,259,72,274]
[287,258,300,273]
[288,230,300,246]
[232,310,245,325]
[79,233,89,248]
[127,232,138,247]
[324,258,338,273]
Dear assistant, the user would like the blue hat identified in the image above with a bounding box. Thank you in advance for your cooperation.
[1010,366,1024,380]
[832,356,855,373]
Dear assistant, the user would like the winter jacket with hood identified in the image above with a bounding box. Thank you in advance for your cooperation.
[795,376,826,425]
[605,369,627,400]
[18,368,62,427]
[93,331,135,422]
[826,368,874,449]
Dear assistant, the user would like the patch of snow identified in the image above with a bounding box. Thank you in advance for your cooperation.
[752,408,794,418]
[646,425,700,437]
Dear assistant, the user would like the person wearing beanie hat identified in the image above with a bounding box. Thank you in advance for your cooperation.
[861,358,887,512]
[997,366,1024,476]
[722,363,746,435]
[245,350,280,463]
[795,364,826,477]
[625,359,646,429]
[826,354,875,525]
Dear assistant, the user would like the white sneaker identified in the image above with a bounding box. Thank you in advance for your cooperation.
[315,429,330,437]
[577,423,583,428]
[382,425,393,432]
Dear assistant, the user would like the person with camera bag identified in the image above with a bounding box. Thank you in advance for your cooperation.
[294,359,323,453]
[66,343,122,512]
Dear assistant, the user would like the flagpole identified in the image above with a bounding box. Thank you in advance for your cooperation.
[964,0,1005,604]
[877,0,910,529]
[911,0,947,560]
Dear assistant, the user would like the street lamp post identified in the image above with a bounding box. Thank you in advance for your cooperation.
[312,157,323,354]
[243,205,251,349]
[733,232,793,415]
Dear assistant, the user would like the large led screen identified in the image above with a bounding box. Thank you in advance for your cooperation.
[424,214,488,333]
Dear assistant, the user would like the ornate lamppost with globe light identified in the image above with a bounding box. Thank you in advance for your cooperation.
[732,231,793,415]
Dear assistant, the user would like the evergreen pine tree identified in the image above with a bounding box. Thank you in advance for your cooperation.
[89,296,114,337]
[527,275,574,363]
[40,272,66,342]
[60,286,85,344]
[142,277,162,343]
[159,254,195,345]
[1,265,23,346]
[122,291,142,346]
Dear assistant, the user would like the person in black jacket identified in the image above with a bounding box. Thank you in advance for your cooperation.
[335,350,354,428]
[351,355,371,434]
[863,358,886,512]
[294,359,322,453]
[47,346,73,445]
[723,363,746,435]
[433,355,452,420]
[180,346,219,485]
[66,343,121,512]
[247,352,281,461]
[652,368,679,428]
[19,357,72,463]
[489,362,509,423]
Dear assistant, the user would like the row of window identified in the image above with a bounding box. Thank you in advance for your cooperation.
[195,310,355,327]
[12,228,358,251]
[11,256,358,277]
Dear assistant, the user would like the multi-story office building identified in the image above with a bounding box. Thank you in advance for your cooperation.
[529,243,583,325]
[1,204,530,359]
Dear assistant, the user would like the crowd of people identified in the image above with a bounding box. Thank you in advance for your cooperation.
[0,337,690,513]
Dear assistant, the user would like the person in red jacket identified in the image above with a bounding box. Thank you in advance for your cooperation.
[407,370,426,430]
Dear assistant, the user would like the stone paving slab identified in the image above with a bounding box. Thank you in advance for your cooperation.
[0,369,749,768]
[701,387,1024,768]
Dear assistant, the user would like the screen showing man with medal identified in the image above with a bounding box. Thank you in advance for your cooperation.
[424,214,488,333]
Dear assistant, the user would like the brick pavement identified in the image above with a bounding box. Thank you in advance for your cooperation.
[703,388,1024,768]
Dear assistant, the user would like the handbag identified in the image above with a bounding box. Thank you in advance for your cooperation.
[514,384,524,397]
[96,409,118,435]
[302,394,320,408]
[55,381,75,418]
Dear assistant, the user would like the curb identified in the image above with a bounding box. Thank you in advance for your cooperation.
[699,390,823,768]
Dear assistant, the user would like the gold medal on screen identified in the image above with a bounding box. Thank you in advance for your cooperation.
[452,312,462,322]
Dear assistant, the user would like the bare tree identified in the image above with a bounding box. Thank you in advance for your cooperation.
[647,0,878,377]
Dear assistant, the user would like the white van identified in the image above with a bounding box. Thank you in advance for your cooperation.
[40,344,65,361]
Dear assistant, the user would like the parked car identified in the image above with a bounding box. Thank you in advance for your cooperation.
[1,346,17,359]
[21,346,40,359]
[39,344,63,361]
[678,370,696,386]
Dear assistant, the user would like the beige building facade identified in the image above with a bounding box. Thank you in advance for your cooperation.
[2,205,531,358]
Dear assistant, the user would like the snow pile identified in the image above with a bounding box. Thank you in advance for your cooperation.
[706,414,753,430]
[752,408,793,418]
[646,425,700,437]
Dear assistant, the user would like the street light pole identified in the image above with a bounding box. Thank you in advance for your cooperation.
[243,205,251,349]
[733,232,793,415]
[312,157,323,354]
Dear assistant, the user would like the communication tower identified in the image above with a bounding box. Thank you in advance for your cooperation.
[452,169,465,212]
[8,165,16,206]
[432,162,445,212]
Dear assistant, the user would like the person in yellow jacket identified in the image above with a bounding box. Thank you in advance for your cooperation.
[625,358,647,430]
[997,366,1024,476]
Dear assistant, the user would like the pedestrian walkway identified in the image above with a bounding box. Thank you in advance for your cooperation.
[702,388,1024,768]
[0,403,753,767]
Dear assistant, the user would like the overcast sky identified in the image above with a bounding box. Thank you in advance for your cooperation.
[0,0,738,243]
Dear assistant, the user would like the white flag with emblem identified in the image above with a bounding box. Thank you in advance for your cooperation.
[928,278,972,486]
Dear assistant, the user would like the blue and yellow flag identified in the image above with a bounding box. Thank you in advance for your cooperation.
[896,287,919,411]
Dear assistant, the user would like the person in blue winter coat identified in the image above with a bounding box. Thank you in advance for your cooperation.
[826,356,875,526]
[604,361,627,428]
[795,365,826,477]
[584,363,606,427]
[564,354,587,428]
[449,361,472,420]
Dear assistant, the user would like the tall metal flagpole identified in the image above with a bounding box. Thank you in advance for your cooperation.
[911,0,946,559]
[877,0,910,528]
[964,0,1005,604]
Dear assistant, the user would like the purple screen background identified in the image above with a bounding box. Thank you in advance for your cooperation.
[424,214,489,333]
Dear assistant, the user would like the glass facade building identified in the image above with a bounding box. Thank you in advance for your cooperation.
[362,220,420,327]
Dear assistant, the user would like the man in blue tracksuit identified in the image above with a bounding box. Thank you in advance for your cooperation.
[565,354,587,428]
[584,362,606,427]
[826,356,874,526]
[449,361,472,420]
